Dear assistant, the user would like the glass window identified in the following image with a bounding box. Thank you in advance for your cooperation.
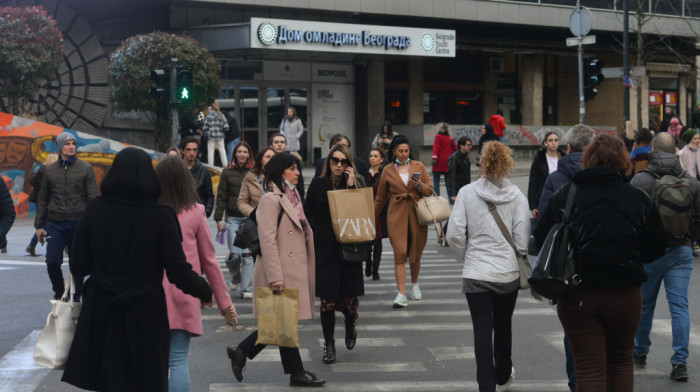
[385,61,407,82]
[240,87,259,129]
[385,90,407,125]
[423,91,482,125]
[687,0,700,17]
[220,63,262,80]
[266,87,285,128]
[653,0,683,15]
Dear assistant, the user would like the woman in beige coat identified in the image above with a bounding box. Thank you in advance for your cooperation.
[374,135,434,308]
[226,153,325,388]
[237,147,275,217]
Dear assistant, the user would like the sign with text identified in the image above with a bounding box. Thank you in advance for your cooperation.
[251,18,455,57]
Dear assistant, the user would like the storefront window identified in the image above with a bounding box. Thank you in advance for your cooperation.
[385,90,407,125]
[423,91,482,125]
[266,87,285,129]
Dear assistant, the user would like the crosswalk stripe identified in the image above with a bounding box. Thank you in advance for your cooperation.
[650,318,700,348]
[210,380,571,391]
[328,362,426,372]
[247,348,312,362]
[316,338,404,347]
[0,330,49,392]
[301,323,471,332]
[428,346,475,360]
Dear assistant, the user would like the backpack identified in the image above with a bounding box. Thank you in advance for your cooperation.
[644,169,694,240]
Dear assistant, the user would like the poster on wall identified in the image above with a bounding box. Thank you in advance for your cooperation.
[311,83,354,159]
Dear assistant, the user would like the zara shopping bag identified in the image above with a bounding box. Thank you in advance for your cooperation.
[327,187,376,244]
[254,287,300,348]
[33,273,82,369]
[528,183,580,300]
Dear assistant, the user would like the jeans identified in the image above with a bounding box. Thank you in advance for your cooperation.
[169,329,192,392]
[558,287,641,392]
[226,138,239,164]
[466,289,519,392]
[28,232,38,248]
[208,137,228,167]
[634,246,693,365]
[226,217,254,293]
[45,221,83,300]
[432,171,449,197]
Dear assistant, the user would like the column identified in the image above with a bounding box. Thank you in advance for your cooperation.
[483,61,498,123]
[521,54,544,126]
[367,61,385,130]
[407,59,423,125]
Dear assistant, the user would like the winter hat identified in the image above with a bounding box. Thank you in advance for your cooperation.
[56,132,76,153]
[670,117,680,125]
[681,129,697,144]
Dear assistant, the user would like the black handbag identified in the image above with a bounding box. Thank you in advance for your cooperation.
[528,183,581,300]
[233,200,284,256]
[341,242,370,263]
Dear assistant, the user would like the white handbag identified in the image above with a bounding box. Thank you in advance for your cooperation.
[415,191,452,246]
[33,273,82,369]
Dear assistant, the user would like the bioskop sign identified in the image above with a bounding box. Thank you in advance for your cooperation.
[250,18,455,57]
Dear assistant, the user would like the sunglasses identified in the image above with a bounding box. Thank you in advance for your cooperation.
[330,156,351,166]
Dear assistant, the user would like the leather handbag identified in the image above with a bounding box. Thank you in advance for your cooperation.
[485,201,531,290]
[528,183,581,300]
[233,200,283,256]
[33,273,82,369]
[416,191,451,246]
[340,242,370,263]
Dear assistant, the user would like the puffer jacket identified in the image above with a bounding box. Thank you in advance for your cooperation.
[535,167,667,289]
[537,152,582,213]
[189,160,214,218]
[446,177,530,284]
[213,166,249,221]
[35,157,98,228]
[631,150,700,247]
[0,180,16,249]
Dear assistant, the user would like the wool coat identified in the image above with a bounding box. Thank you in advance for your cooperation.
[432,132,457,172]
[527,148,564,210]
[62,196,212,392]
[254,185,316,320]
[237,171,263,217]
[304,176,365,298]
[164,204,232,336]
[374,160,434,264]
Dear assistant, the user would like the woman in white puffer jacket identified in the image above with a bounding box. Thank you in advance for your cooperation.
[446,141,530,392]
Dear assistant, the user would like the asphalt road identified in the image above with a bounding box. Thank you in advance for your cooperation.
[0,174,698,391]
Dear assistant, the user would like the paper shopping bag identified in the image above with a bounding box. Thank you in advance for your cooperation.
[327,187,376,244]
[255,287,299,348]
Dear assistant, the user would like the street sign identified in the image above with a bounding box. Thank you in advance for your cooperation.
[601,66,646,78]
[566,35,596,47]
[570,7,592,36]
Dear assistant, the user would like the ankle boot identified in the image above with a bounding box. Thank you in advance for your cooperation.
[322,339,336,364]
[372,260,380,280]
[365,260,371,277]
[344,314,357,350]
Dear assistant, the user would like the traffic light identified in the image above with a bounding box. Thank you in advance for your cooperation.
[149,68,170,102]
[176,67,193,103]
[583,57,605,102]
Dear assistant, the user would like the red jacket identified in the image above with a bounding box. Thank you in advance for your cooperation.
[432,133,457,172]
[489,114,506,137]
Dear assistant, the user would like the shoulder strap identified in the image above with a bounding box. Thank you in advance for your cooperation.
[562,182,577,222]
[641,169,661,179]
[485,201,519,254]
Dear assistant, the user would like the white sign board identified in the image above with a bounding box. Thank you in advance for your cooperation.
[311,84,355,157]
[251,18,456,57]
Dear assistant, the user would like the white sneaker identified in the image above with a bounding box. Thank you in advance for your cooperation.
[496,367,515,392]
[241,291,253,299]
[410,284,422,300]
[229,282,239,291]
[393,292,408,308]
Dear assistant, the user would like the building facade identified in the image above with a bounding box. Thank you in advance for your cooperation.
[3,0,699,162]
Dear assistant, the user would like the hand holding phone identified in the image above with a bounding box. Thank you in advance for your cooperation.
[411,172,421,181]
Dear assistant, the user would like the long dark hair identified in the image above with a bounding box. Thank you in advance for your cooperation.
[155,156,200,214]
[386,135,413,165]
[320,144,365,187]
[229,141,254,169]
[101,147,160,201]
[252,147,273,176]
[263,153,297,192]
[483,123,495,136]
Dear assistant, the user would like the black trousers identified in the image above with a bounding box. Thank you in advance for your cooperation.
[466,289,519,392]
[238,330,303,375]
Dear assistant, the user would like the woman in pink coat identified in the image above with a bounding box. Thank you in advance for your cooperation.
[155,156,236,392]
[226,153,325,387]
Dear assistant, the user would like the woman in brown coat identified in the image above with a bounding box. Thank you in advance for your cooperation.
[374,135,434,308]
[237,147,275,218]
[226,153,325,388]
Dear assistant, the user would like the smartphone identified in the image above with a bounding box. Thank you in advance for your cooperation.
[411,172,421,181]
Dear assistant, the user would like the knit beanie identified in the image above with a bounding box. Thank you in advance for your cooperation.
[681,129,697,145]
[56,132,76,153]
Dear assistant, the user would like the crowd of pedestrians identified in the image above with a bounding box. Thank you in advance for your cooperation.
[2,112,696,392]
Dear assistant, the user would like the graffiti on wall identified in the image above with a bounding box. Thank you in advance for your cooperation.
[0,112,220,218]
[423,124,618,146]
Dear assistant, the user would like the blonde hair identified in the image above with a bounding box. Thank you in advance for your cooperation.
[44,153,59,166]
[479,141,514,179]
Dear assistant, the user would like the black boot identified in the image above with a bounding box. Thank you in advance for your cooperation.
[344,314,357,350]
[372,259,380,280]
[226,345,247,382]
[365,260,371,277]
[323,339,336,364]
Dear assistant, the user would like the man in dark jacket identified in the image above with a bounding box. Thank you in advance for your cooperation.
[537,124,596,213]
[181,137,214,217]
[35,132,98,300]
[630,132,699,381]
[0,179,16,254]
[447,136,472,204]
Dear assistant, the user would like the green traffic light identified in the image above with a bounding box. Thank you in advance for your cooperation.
[181,87,189,100]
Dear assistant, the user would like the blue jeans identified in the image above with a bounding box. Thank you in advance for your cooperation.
[226,138,239,164]
[432,171,449,197]
[169,329,192,392]
[45,221,83,300]
[634,246,693,365]
[226,217,254,293]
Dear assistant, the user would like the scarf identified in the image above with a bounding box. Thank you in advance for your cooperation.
[284,184,311,240]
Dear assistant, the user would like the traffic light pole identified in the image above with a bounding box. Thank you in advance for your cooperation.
[578,42,585,124]
[622,0,630,124]
[170,58,179,148]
